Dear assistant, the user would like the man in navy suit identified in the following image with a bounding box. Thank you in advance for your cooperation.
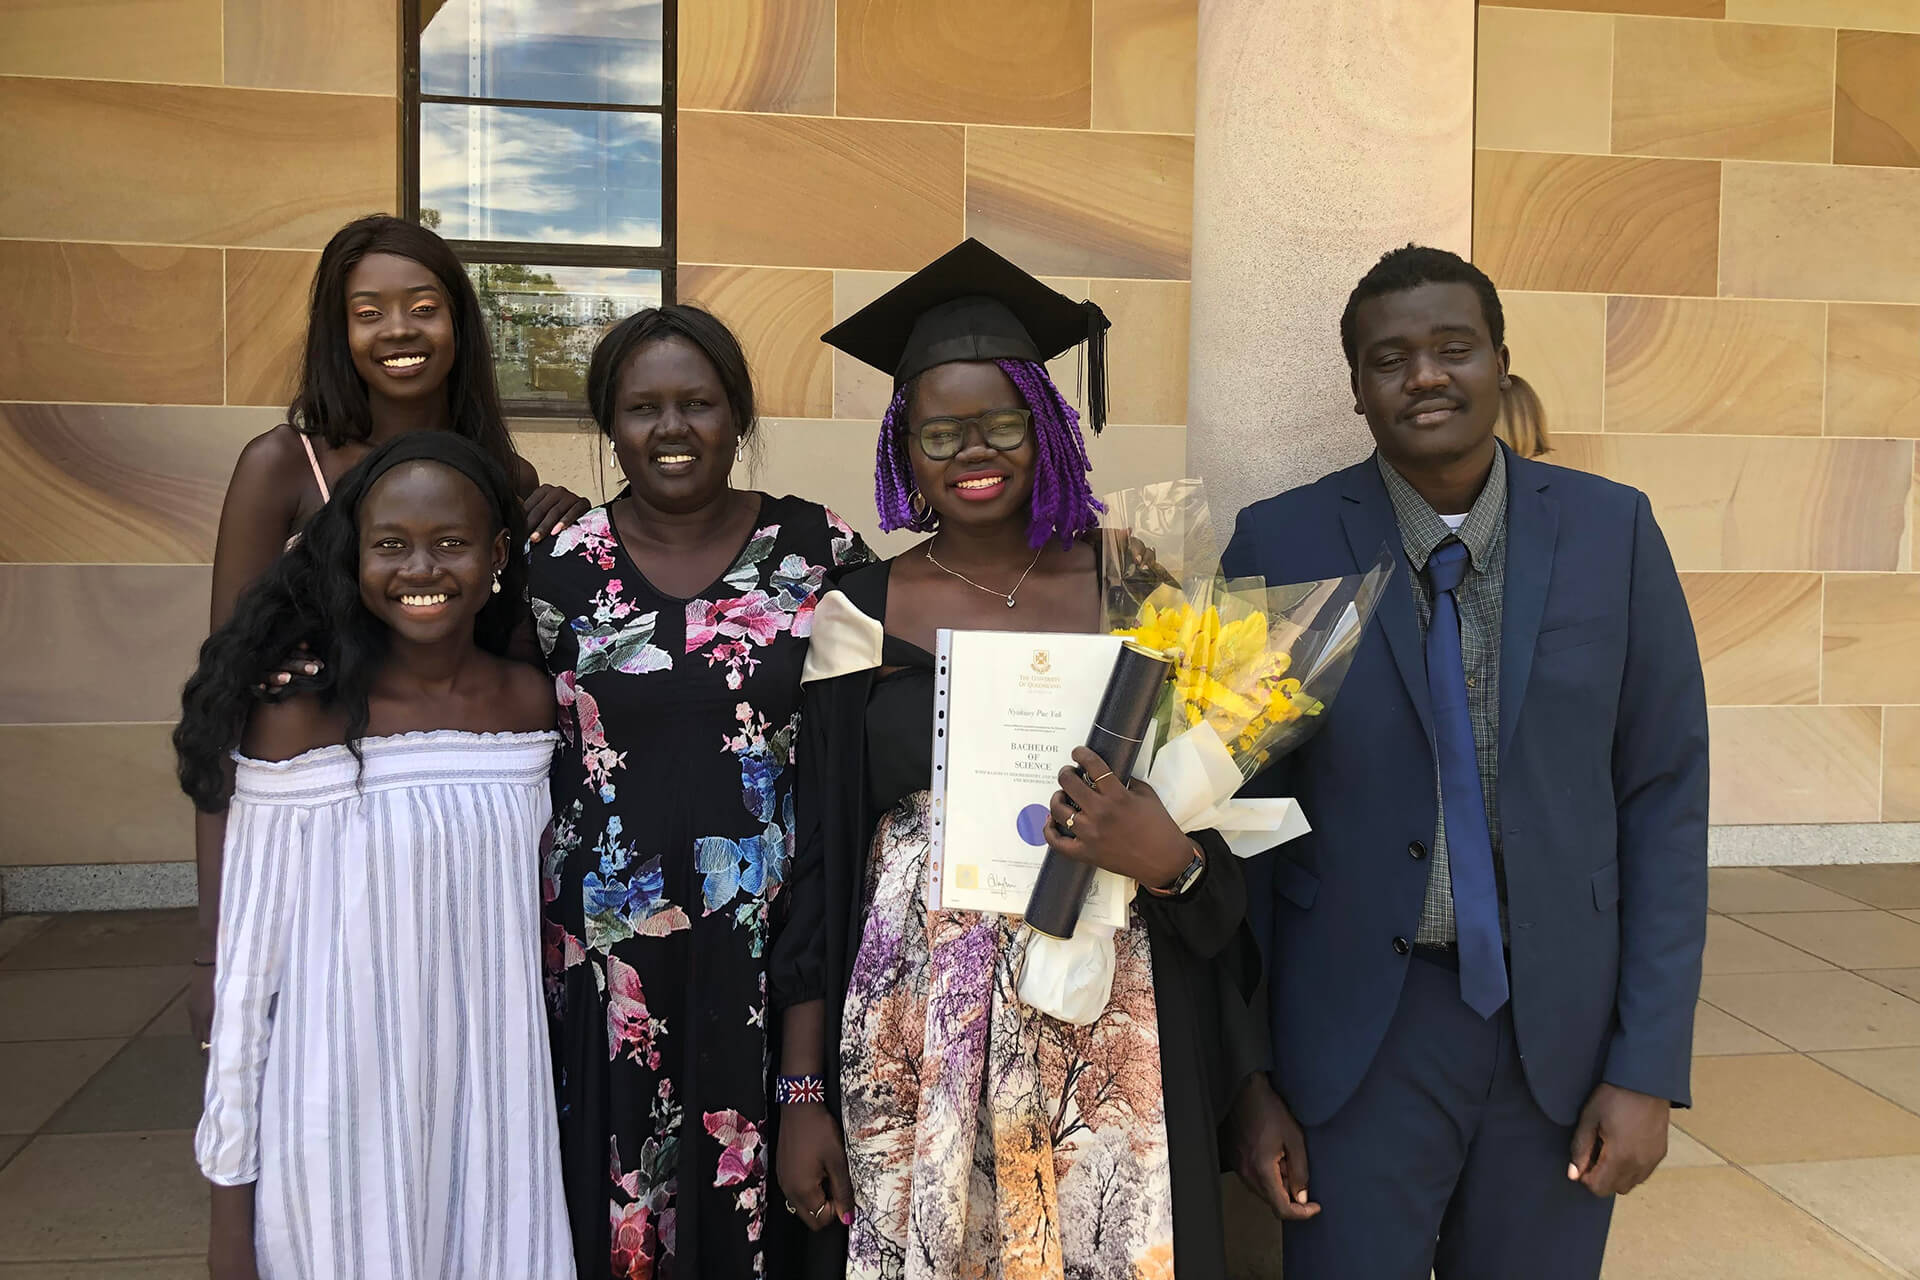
[1221,246,1709,1278]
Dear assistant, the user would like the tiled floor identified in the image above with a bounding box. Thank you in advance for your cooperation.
[4,869,1920,1277]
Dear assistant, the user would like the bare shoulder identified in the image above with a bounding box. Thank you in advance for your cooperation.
[223,425,309,517]
[490,655,557,733]
[239,692,347,764]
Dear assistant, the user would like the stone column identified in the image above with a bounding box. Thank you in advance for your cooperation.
[1187,0,1476,527]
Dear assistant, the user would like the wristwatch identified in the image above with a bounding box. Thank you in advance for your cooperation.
[1144,843,1207,899]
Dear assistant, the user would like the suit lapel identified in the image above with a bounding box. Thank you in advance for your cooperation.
[1338,463,1434,746]
[1499,453,1559,763]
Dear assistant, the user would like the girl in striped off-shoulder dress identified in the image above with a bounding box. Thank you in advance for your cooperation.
[174,432,576,1280]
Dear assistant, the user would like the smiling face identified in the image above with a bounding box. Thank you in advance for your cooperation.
[357,460,507,647]
[906,360,1036,532]
[344,252,458,409]
[1349,281,1509,475]
[608,335,739,516]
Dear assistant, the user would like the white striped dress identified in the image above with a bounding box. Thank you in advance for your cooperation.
[197,730,576,1280]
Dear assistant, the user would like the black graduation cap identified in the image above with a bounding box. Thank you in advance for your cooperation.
[821,238,1112,433]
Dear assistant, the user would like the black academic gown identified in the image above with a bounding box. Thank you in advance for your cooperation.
[768,558,1268,1280]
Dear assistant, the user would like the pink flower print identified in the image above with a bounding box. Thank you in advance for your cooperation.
[554,508,619,572]
[542,919,586,978]
[558,671,626,801]
[610,1199,654,1280]
[607,955,662,1068]
[704,1109,763,1188]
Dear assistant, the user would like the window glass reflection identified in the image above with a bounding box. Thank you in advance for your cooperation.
[470,264,662,403]
[421,105,662,247]
[420,0,663,106]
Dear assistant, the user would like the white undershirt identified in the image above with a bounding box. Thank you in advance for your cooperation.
[1439,511,1469,530]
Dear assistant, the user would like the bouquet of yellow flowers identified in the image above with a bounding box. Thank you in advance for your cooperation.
[1018,479,1391,1023]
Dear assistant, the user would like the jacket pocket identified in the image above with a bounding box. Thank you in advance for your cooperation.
[1537,617,1616,656]
[1592,861,1620,911]
[1273,857,1319,910]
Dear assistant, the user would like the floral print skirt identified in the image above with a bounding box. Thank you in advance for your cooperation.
[840,793,1177,1280]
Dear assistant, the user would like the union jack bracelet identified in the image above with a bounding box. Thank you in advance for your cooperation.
[775,1074,827,1105]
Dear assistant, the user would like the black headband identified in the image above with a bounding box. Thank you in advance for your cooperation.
[354,432,510,525]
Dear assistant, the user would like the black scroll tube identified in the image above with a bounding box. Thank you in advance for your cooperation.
[1024,641,1174,940]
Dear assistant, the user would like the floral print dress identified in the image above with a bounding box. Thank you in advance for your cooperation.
[532,493,867,1280]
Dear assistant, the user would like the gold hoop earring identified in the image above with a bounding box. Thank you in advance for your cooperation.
[908,490,931,524]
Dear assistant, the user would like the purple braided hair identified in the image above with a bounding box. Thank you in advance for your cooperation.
[873,358,1103,548]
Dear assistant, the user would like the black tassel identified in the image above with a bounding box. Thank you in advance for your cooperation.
[1082,298,1111,435]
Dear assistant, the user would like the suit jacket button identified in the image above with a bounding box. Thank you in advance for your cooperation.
[1408,841,1427,859]
[1393,936,1410,955]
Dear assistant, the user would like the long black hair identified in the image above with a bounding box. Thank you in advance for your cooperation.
[289,215,519,475]
[585,304,759,445]
[174,433,528,812]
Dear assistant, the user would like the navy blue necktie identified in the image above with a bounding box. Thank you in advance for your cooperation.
[1425,539,1508,1019]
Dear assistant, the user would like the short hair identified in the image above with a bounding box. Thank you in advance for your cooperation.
[585,304,758,444]
[1340,245,1506,369]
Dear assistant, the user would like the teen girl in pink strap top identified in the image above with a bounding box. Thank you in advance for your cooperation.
[191,215,590,1043]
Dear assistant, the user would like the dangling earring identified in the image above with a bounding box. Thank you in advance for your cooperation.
[735,436,746,465]
[908,490,931,526]
[607,439,619,473]
[491,571,502,595]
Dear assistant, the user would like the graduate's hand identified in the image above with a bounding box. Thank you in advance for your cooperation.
[775,1102,854,1232]
[1569,1083,1670,1197]
[189,961,215,1045]
[1044,748,1195,891]
[525,484,591,543]
[1227,1074,1321,1221]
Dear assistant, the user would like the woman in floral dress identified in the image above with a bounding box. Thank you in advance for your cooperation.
[530,306,867,1279]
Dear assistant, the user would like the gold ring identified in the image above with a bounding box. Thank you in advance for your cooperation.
[1090,772,1115,788]
[1062,811,1077,832]
[812,1203,829,1218]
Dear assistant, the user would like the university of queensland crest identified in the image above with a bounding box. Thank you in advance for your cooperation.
[1030,649,1051,675]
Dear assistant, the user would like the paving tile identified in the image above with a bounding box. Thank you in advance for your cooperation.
[0,1136,24,1171]
[1785,865,1920,911]
[1735,911,1920,972]
[0,968,189,1043]
[1709,868,1875,914]
[1815,1047,1920,1117]
[1861,969,1920,1004]
[1680,1054,1920,1164]
[1700,969,1920,1051]
[1750,1156,1920,1276]
[1904,911,1920,926]
[1602,1165,1901,1280]
[1664,1124,1726,1168]
[0,918,50,964]
[1705,915,1835,975]
[0,910,199,971]
[0,1262,206,1278]
[1694,998,1792,1056]
[142,992,192,1040]
[0,1132,205,1261]
[44,1039,204,1135]
[0,1041,122,1135]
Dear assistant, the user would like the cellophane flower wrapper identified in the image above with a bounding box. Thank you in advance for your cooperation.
[1018,479,1393,1025]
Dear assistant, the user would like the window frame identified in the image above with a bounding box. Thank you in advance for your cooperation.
[400,0,678,418]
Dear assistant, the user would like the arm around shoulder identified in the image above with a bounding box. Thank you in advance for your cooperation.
[1604,493,1710,1106]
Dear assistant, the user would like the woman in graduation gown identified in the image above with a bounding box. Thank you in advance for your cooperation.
[768,240,1266,1280]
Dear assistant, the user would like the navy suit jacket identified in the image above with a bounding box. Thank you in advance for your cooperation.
[1222,447,1709,1128]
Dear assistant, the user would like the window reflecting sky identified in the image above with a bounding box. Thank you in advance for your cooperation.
[421,105,662,246]
[420,0,663,106]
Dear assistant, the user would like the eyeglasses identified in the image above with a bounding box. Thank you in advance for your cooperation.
[908,409,1032,461]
